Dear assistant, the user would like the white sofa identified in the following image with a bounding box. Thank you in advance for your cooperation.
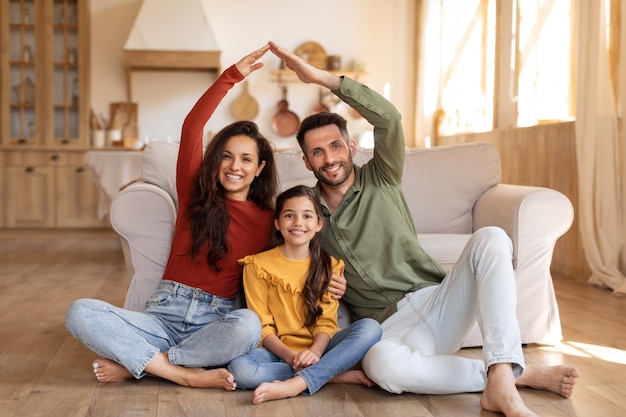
[110,141,573,347]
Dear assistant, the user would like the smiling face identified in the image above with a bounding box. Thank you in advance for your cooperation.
[274,196,323,250]
[302,124,356,188]
[219,135,266,201]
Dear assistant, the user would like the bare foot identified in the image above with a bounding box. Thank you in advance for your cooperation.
[516,365,580,398]
[181,367,238,390]
[330,370,375,387]
[93,359,132,383]
[480,363,538,417]
[252,376,307,404]
[144,352,237,391]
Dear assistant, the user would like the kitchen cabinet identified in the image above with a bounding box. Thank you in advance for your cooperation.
[5,151,55,228]
[4,150,104,228]
[1,0,90,147]
[56,162,103,228]
[0,0,103,229]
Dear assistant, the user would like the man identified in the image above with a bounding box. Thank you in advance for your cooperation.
[268,41,579,417]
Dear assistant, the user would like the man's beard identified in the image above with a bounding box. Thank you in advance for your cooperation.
[313,159,354,187]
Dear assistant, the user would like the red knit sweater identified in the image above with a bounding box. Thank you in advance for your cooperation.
[161,65,273,299]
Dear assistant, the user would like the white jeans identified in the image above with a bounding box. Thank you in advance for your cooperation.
[362,226,524,394]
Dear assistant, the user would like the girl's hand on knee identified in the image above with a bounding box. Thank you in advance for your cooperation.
[292,349,320,371]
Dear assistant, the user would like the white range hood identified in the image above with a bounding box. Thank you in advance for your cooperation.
[123,0,221,99]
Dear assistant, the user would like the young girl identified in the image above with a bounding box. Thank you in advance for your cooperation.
[228,185,382,404]
[65,45,278,390]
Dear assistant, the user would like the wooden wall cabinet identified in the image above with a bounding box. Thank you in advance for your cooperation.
[1,0,90,147]
[1,0,104,229]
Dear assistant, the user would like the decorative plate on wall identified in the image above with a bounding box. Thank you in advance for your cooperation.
[294,41,328,70]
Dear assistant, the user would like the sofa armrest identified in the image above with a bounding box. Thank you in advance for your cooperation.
[473,184,573,270]
[110,182,177,311]
[468,184,572,346]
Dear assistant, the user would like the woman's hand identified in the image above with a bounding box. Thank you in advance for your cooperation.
[328,266,347,299]
[235,43,270,78]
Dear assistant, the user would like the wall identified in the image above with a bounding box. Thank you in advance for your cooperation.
[90,0,415,150]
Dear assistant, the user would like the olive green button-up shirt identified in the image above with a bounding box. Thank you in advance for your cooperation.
[316,77,446,323]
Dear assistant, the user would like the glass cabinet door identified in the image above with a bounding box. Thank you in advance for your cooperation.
[7,0,38,146]
[52,0,79,145]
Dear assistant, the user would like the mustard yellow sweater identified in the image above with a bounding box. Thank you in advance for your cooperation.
[239,247,344,352]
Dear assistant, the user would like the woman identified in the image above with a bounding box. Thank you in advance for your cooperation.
[65,44,277,391]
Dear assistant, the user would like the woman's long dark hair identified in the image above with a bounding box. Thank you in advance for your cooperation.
[185,121,277,271]
[271,185,332,328]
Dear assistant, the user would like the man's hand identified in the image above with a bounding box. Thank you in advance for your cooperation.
[269,41,342,90]
[328,266,347,299]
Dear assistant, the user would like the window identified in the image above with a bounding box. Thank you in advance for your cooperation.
[516,0,573,126]
[428,0,575,137]
[437,0,495,136]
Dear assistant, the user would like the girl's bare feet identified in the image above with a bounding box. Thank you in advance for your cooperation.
[93,359,132,383]
[329,370,376,387]
[252,376,307,404]
[515,365,580,398]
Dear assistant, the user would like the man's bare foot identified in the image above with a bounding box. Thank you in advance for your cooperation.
[329,370,375,387]
[516,365,579,398]
[480,363,538,417]
[252,376,307,404]
[93,359,132,383]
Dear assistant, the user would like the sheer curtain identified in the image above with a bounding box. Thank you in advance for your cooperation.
[575,0,626,295]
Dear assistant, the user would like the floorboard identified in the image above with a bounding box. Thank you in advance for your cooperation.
[0,230,624,416]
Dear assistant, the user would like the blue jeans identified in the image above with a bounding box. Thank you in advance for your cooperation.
[65,280,261,379]
[228,318,382,394]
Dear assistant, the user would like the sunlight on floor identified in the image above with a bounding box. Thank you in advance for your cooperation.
[539,341,626,364]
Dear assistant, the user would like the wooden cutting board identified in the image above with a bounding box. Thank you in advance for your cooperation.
[230,81,259,121]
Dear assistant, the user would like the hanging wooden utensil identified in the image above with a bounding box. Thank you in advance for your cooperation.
[272,86,300,137]
[230,81,259,121]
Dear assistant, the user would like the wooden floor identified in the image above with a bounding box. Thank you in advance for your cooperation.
[1,230,625,417]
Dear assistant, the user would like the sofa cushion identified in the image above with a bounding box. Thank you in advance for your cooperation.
[142,141,180,207]
[141,141,501,235]
[274,150,317,191]
[418,233,471,272]
[401,143,501,234]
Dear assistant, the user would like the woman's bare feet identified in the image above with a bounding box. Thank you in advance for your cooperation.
[93,353,237,391]
[480,364,538,417]
[144,352,237,391]
[176,367,237,390]
[516,365,580,398]
[252,376,308,404]
[329,370,376,387]
[93,359,132,383]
